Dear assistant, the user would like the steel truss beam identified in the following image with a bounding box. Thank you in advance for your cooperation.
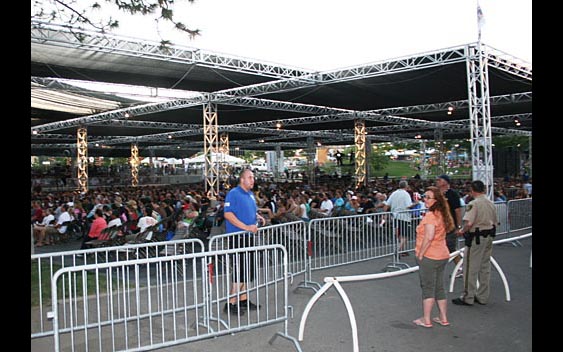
[369,92,532,116]
[31,44,480,134]
[366,114,532,136]
[92,119,201,130]
[485,47,532,81]
[31,134,128,141]
[31,20,312,80]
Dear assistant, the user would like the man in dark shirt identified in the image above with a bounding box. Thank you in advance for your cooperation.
[436,175,463,276]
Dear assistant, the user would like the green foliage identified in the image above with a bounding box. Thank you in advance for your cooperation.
[32,0,199,42]
[368,147,390,173]
[492,135,530,150]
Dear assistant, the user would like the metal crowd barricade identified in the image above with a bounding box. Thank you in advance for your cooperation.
[208,221,308,283]
[49,244,301,352]
[304,211,400,288]
[31,238,204,339]
[495,201,509,236]
[507,198,532,234]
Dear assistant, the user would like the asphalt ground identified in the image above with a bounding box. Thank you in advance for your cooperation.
[32,236,532,352]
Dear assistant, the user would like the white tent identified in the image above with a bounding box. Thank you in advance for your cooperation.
[184,152,246,165]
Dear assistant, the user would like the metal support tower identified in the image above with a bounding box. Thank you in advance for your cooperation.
[130,143,140,187]
[76,127,88,193]
[433,128,445,175]
[365,138,372,183]
[306,136,316,186]
[275,145,282,179]
[354,119,367,187]
[420,140,428,180]
[203,101,219,199]
[219,132,230,185]
[528,136,532,178]
[466,43,494,199]
[148,148,155,182]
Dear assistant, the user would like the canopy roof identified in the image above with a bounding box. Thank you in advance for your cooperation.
[31,21,532,158]
[184,152,246,165]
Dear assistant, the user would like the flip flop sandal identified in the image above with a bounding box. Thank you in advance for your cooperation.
[413,318,432,328]
[432,317,450,326]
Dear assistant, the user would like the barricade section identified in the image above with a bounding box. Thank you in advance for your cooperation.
[208,221,308,280]
[31,238,204,339]
[49,245,300,352]
[307,212,398,272]
[507,198,532,233]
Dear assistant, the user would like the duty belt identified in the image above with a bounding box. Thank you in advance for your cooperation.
[464,225,496,247]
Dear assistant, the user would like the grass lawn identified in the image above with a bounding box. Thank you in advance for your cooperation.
[372,160,417,178]
[31,260,114,307]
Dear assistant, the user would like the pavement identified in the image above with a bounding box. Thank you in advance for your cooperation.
[32,236,532,352]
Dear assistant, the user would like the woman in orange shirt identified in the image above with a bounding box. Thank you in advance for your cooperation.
[413,186,455,328]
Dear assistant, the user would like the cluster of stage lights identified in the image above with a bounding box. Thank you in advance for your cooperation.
[514,118,521,126]
[447,106,454,115]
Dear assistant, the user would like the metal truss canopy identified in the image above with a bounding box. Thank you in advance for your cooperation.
[31,21,531,174]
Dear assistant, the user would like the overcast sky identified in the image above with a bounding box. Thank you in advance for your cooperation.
[104,0,532,71]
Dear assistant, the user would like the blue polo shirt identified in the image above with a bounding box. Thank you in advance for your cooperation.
[224,186,258,233]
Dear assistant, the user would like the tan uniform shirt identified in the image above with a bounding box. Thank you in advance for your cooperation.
[463,194,498,232]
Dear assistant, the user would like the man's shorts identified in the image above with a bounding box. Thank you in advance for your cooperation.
[446,230,458,253]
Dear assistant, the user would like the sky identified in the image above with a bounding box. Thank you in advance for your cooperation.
[101,0,532,71]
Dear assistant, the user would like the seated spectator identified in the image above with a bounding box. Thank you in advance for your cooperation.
[44,203,72,244]
[107,210,123,228]
[80,208,107,249]
[34,208,55,246]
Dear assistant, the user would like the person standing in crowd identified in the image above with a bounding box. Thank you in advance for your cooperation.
[436,174,463,277]
[413,186,455,328]
[223,169,265,315]
[453,180,498,306]
[383,180,412,257]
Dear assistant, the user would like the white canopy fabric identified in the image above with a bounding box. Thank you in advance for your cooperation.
[184,152,246,165]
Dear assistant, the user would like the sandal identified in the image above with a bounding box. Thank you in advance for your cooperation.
[412,318,432,328]
[432,317,450,326]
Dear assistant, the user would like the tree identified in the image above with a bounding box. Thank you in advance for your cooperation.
[368,146,389,173]
[32,0,200,48]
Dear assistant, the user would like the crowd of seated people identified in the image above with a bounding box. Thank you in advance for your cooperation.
[31,174,531,249]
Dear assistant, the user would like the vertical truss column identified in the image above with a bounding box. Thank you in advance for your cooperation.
[433,128,445,175]
[219,132,230,185]
[76,127,88,193]
[130,143,140,187]
[354,119,367,187]
[204,101,219,199]
[421,140,428,180]
[528,136,532,178]
[274,145,282,179]
[306,136,316,186]
[365,139,372,182]
[148,148,155,182]
[467,43,494,199]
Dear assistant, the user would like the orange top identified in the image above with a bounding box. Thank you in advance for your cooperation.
[415,211,449,260]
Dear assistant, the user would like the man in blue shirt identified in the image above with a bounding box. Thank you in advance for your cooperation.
[223,169,265,314]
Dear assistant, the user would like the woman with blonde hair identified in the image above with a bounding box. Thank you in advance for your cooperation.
[412,186,455,328]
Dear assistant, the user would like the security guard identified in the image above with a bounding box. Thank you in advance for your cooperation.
[452,180,498,306]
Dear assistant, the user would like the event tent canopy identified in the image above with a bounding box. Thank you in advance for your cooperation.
[184,152,246,165]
